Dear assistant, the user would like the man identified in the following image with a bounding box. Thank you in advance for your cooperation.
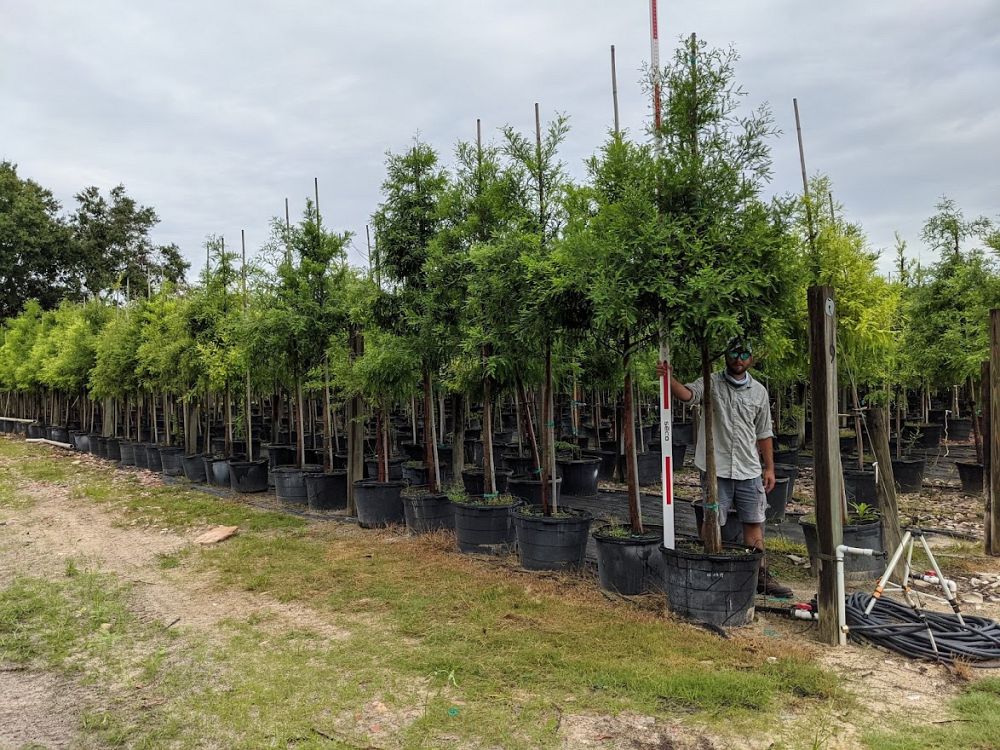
[666,340,792,598]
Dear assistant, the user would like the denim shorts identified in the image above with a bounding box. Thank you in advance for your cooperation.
[700,473,767,525]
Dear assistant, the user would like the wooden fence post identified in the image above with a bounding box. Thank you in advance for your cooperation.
[983,359,992,554]
[988,308,1000,555]
[809,286,844,645]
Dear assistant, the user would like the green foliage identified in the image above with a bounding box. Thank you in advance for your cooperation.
[89,306,142,398]
[250,204,351,387]
[71,183,189,299]
[905,228,1000,389]
[334,327,419,411]
[0,162,77,320]
[655,39,794,353]
[558,132,666,355]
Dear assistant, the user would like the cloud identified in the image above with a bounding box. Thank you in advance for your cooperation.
[2,0,997,276]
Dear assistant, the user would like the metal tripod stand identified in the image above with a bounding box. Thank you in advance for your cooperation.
[863,522,963,654]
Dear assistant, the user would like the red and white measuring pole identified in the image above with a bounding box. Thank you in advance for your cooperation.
[650,0,675,549]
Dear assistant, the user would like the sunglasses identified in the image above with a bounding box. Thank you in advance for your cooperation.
[727,350,752,361]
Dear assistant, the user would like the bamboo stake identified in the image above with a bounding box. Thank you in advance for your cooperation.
[794,98,818,277]
[242,229,253,462]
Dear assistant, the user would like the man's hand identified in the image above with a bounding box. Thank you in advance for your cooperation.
[655,362,671,378]
[762,466,776,493]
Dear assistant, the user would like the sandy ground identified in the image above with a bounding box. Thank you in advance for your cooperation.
[2,440,998,749]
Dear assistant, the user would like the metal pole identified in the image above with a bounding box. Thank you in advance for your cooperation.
[610,45,620,134]
[650,0,674,548]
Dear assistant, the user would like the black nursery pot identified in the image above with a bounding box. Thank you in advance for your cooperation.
[133,443,150,469]
[773,463,799,499]
[956,461,984,494]
[672,422,694,446]
[48,425,70,444]
[105,437,121,462]
[118,440,136,466]
[452,497,521,554]
[512,505,593,571]
[27,422,45,439]
[461,467,512,496]
[182,453,207,482]
[303,471,348,511]
[93,436,109,459]
[773,448,799,466]
[765,477,790,523]
[228,459,269,493]
[905,423,942,449]
[843,468,878,506]
[145,444,162,472]
[353,480,405,528]
[800,517,884,580]
[402,490,454,534]
[159,447,184,477]
[402,462,428,486]
[556,457,601,498]
[582,449,617,481]
[72,432,91,453]
[502,452,536,477]
[266,444,297,470]
[507,476,562,506]
[636,448,661,486]
[947,417,972,442]
[890,457,925,494]
[661,542,762,628]
[273,465,322,504]
[593,525,663,595]
[203,455,230,487]
[364,456,405,481]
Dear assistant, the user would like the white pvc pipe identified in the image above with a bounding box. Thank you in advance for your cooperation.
[836,544,881,646]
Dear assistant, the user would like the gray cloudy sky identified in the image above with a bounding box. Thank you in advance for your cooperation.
[3,1,998,277]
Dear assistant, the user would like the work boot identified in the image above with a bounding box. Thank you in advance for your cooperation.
[757,566,793,598]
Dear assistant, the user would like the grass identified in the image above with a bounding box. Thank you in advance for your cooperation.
[864,677,1000,749]
[0,567,134,668]
[765,534,814,582]
[201,527,839,743]
[2,435,944,748]
[0,436,303,533]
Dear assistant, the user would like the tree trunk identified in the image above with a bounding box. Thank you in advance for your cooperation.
[451,393,464,483]
[971,374,983,464]
[516,376,542,492]
[482,347,496,495]
[323,358,333,471]
[701,344,723,553]
[423,369,439,492]
[623,343,642,533]
[295,377,306,467]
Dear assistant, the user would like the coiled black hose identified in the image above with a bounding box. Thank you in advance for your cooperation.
[845,592,1000,667]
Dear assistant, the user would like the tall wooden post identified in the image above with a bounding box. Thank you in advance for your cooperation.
[809,286,844,644]
[988,308,1000,555]
[983,360,993,554]
[870,407,903,578]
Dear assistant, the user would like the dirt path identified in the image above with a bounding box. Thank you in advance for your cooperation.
[1,442,996,750]
[0,476,353,750]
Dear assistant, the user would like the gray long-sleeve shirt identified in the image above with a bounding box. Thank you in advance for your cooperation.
[684,371,773,480]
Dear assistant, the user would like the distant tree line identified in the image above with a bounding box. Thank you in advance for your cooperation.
[0,161,188,320]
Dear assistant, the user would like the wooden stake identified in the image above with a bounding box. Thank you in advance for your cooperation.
[870,407,903,580]
[610,44,620,134]
[794,98,818,276]
[983,359,993,554]
[989,310,1000,555]
[809,286,844,645]
[241,229,253,462]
